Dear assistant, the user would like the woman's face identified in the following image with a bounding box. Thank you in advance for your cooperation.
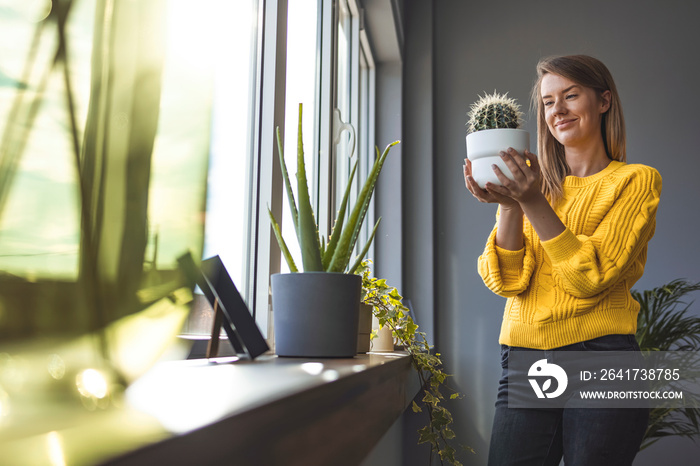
[540,73,611,149]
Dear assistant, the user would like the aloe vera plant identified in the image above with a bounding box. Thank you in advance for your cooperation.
[268,104,399,274]
[466,91,524,133]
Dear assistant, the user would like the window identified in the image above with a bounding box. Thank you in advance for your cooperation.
[0,0,378,348]
[201,0,259,296]
[170,0,262,338]
[280,0,320,273]
[0,0,93,279]
[333,0,354,219]
[0,0,213,339]
[332,0,376,260]
[255,0,377,342]
[277,0,375,273]
[357,46,377,260]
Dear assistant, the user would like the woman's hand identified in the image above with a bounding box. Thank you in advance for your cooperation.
[489,148,566,241]
[486,148,542,205]
[463,157,520,209]
[464,156,524,250]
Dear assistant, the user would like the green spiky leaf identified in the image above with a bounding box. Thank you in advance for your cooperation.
[268,207,298,272]
[269,106,399,273]
[323,160,358,269]
[327,141,399,272]
[275,127,299,239]
[347,218,380,275]
[293,104,323,271]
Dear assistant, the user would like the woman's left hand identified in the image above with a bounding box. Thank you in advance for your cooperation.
[485,148,542,205]
[464,157,519,208]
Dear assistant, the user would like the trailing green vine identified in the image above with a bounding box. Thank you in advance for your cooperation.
[358,260,472,465]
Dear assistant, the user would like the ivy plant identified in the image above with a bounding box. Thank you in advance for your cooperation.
[358,260,473,465]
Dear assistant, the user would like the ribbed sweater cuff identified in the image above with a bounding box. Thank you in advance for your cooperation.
[540,228,581,263]
[495,245,525,269]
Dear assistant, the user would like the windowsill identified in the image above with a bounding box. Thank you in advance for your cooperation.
[1,351,419,465]
[105,351,419,465]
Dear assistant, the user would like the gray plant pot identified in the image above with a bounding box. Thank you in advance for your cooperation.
[271,272,361,358]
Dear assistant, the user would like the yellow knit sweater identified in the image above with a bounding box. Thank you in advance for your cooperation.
[478,161,662,350]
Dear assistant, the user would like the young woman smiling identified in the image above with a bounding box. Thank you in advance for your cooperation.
[463,55,662,465]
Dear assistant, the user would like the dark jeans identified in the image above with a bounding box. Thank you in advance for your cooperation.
[487,334,649,466]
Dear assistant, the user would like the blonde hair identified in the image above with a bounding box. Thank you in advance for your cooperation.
[530,55,626,203]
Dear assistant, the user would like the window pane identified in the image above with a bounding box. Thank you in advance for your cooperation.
[358,48,372,257]
[201,0,258,294]
[0,0,211,341]
[334,0,353,215]
[176,0,259,337]
[281,0,320,273]
[0,0,93,278]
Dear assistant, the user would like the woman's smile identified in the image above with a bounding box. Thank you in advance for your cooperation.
[554,118,577,129]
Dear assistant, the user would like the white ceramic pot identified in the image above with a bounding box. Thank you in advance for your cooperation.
[370,316,394,352]
[465,128,530,189]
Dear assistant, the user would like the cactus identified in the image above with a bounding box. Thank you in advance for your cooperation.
[466,91,524,133]
[268,103,400,274]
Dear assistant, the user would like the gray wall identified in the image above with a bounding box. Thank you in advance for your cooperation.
[399,0,700,464]
[375,61,404,292]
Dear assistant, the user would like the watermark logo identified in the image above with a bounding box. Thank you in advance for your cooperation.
[509,351,699,408]
[528,359,568,398]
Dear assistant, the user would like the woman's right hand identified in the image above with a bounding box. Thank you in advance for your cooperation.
[465,158,524,250]
[463,158,520,210]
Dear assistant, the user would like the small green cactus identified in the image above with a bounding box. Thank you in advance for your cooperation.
[466,91,524,133]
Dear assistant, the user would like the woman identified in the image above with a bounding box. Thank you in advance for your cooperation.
[463,55,662,465]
